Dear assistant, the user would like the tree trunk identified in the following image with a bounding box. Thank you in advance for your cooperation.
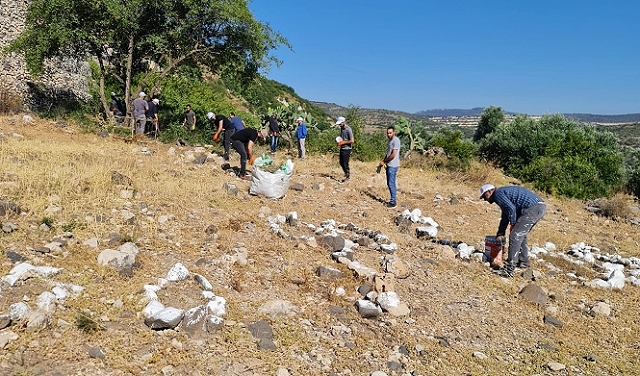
[97,56,112,120]
[124,34,135,128]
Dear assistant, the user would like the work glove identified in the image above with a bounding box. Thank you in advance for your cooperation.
[337,141,345,146]
[495,235,506,244]
[213,134,220,142]
[249,156,255,165]
[509,224,514,232]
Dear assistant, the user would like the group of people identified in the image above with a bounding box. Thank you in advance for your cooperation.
[111,97,547,278]
[109,91,160,137]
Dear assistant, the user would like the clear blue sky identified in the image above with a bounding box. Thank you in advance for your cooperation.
[248,0,640,115]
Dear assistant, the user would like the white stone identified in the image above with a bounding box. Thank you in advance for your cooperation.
[591,302,611,317]
[457,243,475,259]
[142,300,165,319]
[547,361,566,371]
[36,291,57,314]
[608,270,626,290]
[9,302,31,321]
[206,296,227,317]
[472,351,488,359]
[166,263,190,281]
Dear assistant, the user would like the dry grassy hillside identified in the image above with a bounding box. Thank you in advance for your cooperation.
[0,115,639,376]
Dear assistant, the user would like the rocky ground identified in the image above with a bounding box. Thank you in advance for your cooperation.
[0,115,639,376]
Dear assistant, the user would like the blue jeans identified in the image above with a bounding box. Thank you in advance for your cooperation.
[270,135,279,153]
[386,166,398,204]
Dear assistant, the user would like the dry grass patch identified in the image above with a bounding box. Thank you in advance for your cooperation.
[1,116,640,376]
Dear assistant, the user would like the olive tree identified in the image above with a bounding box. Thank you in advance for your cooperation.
[473,105,505,142]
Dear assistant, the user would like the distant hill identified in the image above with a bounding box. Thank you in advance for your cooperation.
[311,101,436,128]
[417,108,640,124]
[562,113,640,124]
[415,108,487,117]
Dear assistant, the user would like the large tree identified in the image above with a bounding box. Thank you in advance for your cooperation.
[7,0,288,119]
[473,105,505,142]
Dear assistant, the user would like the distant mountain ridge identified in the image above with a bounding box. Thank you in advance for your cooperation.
[312,102,640,124]
[418,108,640,123]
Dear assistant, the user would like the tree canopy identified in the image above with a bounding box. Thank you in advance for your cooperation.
[7,0,288,118]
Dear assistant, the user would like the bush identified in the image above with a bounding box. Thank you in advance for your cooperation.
[430,128,477,163]
[479,114,624,199]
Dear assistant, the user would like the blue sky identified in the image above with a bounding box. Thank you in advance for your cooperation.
[248,0,640,115]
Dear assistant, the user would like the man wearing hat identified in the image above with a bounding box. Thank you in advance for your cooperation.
[133,92,148,135]
[295,116,308,159]
[479,184,546,277]
[146,98,160,136]
[335,116,354,181]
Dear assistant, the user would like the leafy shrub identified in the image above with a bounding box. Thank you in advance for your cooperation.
[622,147,640,198]
[430,128,477,163]
[479,114,624,199]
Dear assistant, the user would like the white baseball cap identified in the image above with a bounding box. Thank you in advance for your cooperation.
[479,184,495,199]
[207,112,214,120]
[152,98,159,104]
[139,91,146,97]
[335,116,346,125]
[296,117,304,122]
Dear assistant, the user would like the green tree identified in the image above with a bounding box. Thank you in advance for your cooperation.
[473,106,505,142]
[6,0,288,120]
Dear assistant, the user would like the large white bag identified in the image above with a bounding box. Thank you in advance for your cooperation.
[249,159,294,199]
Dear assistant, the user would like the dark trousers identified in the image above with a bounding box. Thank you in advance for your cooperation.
[339,148,351,178]
[231,139,248,175]
[223,128,236,159]
[505,203,546,271]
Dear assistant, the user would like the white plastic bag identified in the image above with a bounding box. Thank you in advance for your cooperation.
[249,159,294,199]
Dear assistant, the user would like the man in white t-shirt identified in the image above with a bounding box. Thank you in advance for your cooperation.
[378,126,401,208]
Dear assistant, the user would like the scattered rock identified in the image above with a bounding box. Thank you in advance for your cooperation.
[519,284,547,305]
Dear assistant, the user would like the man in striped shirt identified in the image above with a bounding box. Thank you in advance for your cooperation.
[480,184,546,278]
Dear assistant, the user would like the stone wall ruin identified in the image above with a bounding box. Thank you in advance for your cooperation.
[0,0,92,112]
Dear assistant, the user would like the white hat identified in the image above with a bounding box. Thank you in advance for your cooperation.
[139,91,146,97]
[207,112,214,120]
[110,92,116,96]
[296,117,304,122]
[335,116,346,125]
[152,98,159,104]
[479,184,495,199]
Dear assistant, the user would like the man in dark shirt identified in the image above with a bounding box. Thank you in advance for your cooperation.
[264,112,280,154]
[110,92,124,116]
[183,105,196,130]
[230,128,264,180]
[480,184,546,278]
[210,112,235,161]
[146,98,159,136]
